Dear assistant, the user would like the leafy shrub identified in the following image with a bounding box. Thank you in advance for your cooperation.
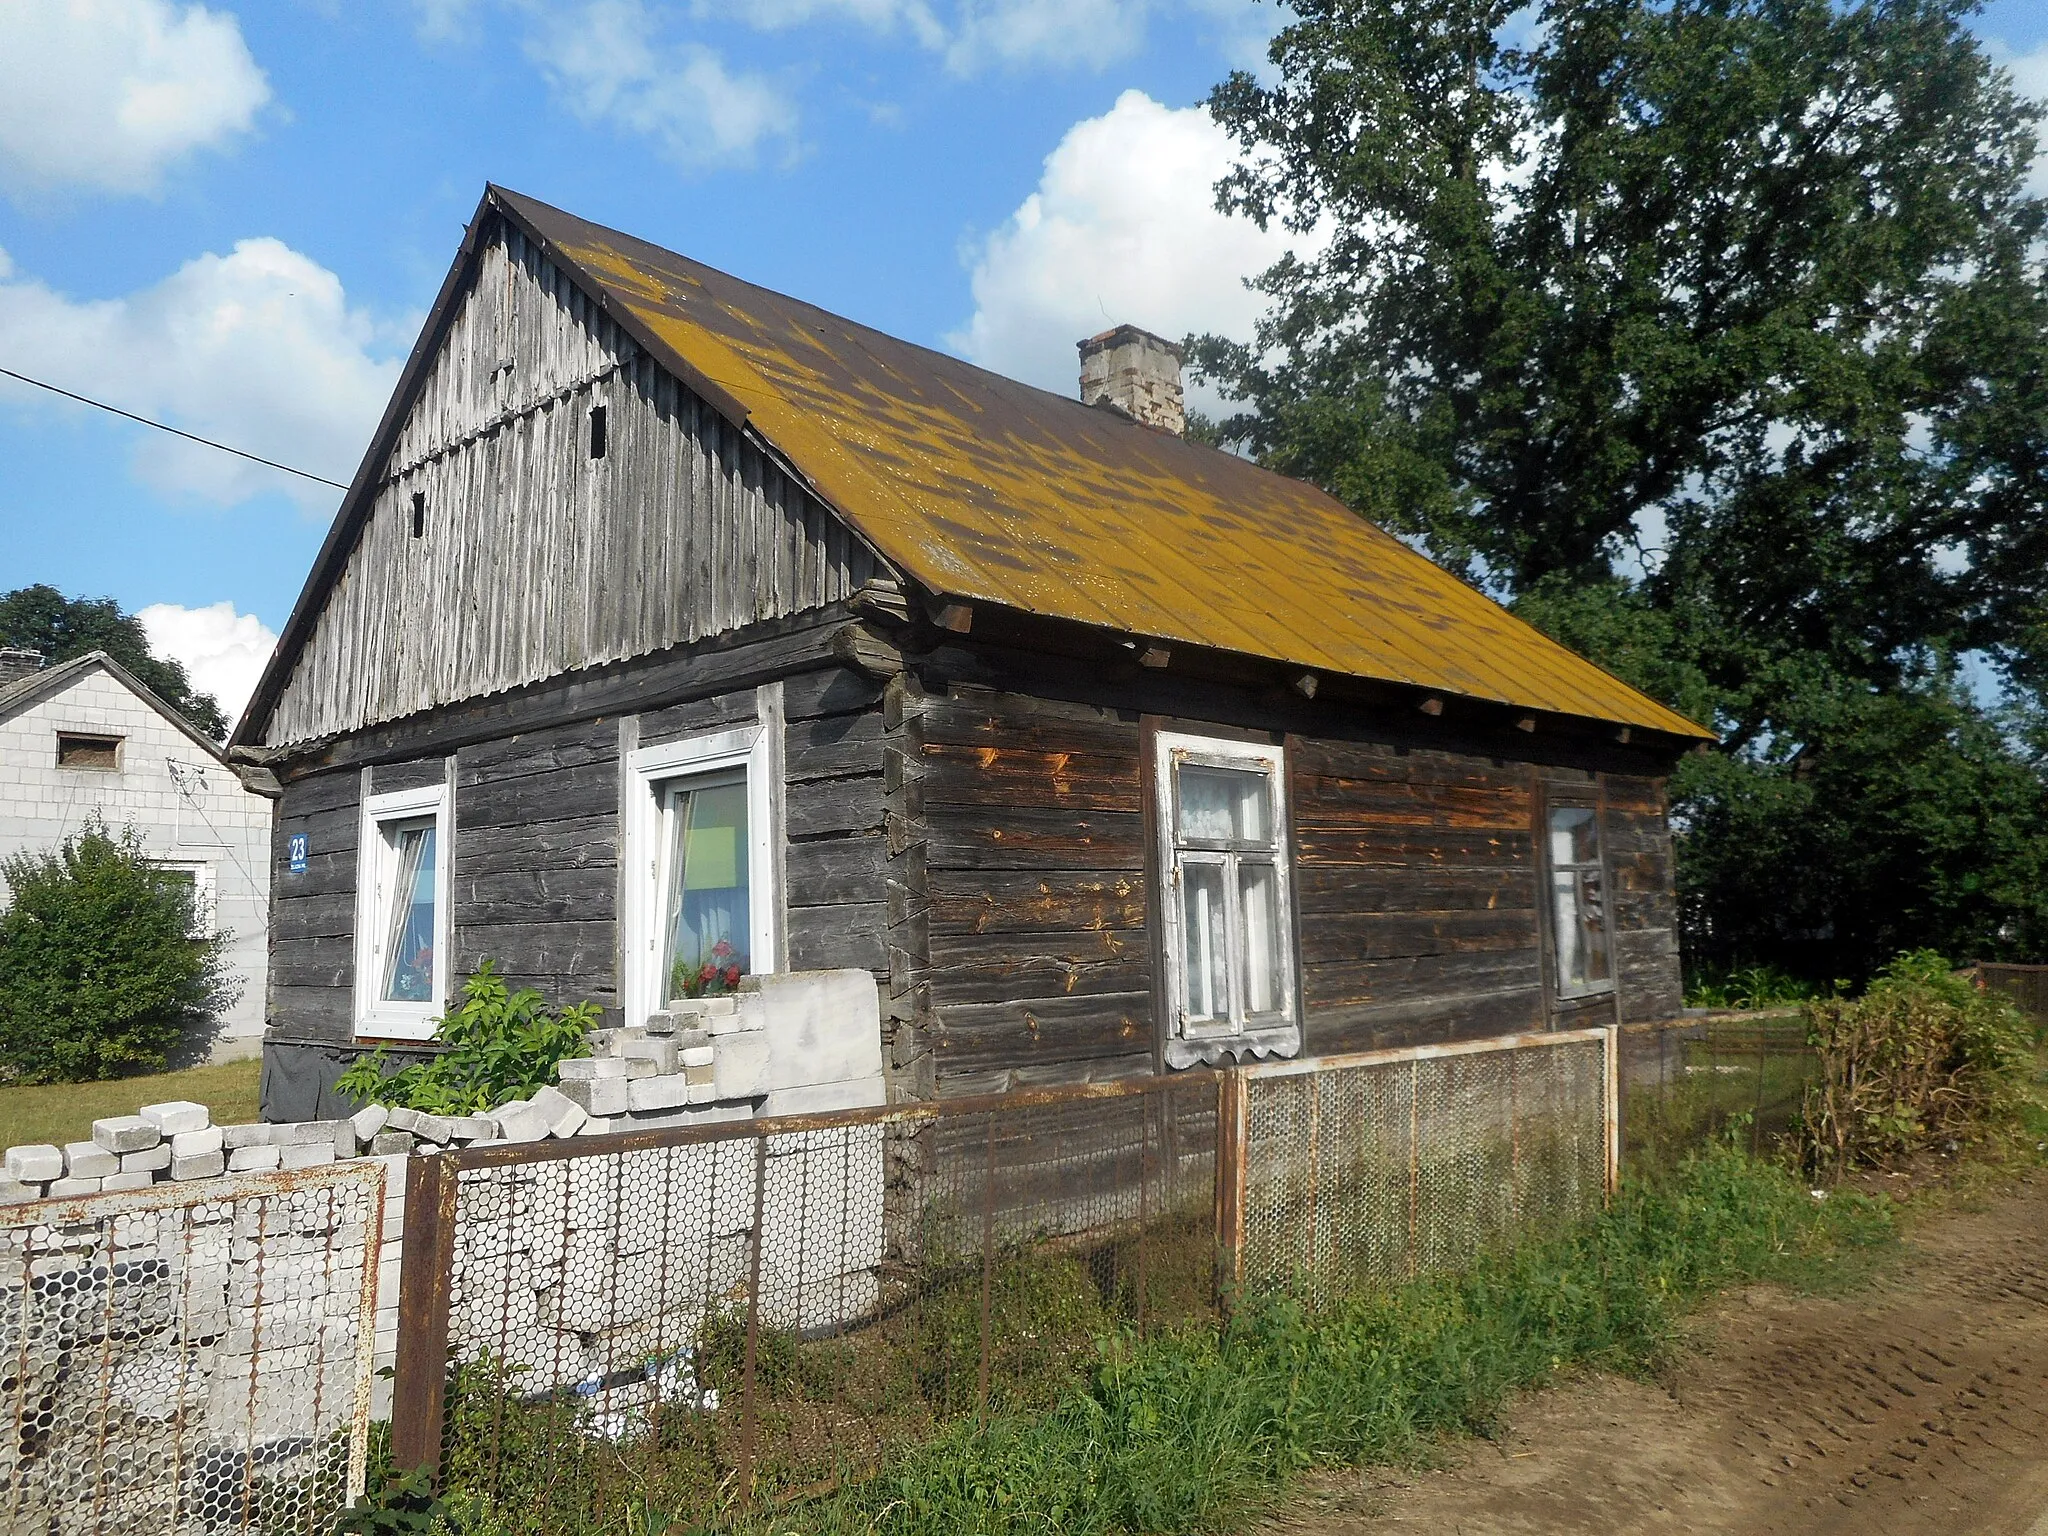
[1802,949,2035,1174]
[0,818,231,1082]
[1684,964,1830,1010]
[336,962,596,1114]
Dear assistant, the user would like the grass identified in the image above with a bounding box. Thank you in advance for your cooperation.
[399,1142,1896,1536]
[741,1144,1892,1536]
[0,1056,261,1148]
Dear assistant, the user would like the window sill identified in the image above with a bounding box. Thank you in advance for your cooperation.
[1165,1023,1302,1070]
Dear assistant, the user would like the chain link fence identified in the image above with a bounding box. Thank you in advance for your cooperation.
[1224,1029,1614,1307]
[391,1077,1219,1531]
[12,1014,1832,1534]
[1617,1013,1819,1174]
[0,1163,386,1536]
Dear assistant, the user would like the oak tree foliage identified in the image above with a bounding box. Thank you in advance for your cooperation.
[1196,0,2048,980]
[0,584,229,740]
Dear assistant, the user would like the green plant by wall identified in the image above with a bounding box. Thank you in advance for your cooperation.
[0,817,232,1082]
[1802,950,2035,1174]
[335,962,596,1115]
[1683,965,1831,1011]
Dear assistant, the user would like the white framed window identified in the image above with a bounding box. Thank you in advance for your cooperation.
[623,725,781,1026]
[153,861,217,939]
[1545,802,1614,998]
[1154,731,1300,1067]
[355,784,451,1040]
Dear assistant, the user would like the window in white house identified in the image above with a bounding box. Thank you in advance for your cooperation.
[355,784,451,1039]
[1154,732,1299,1068]
[56,732,121,771]
[153,861,217,939]
[1546,803,1613,997]
[625,723,781,1025]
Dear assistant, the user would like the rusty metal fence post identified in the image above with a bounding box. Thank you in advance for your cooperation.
[392,1151,461,1481]
[733,1133,770,1513]
[1213,1068,1247,1308]
[1603,1024,1621,1197]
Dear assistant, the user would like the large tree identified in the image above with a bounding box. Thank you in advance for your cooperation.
[1197,0,2048,980]
[0,585,228,739]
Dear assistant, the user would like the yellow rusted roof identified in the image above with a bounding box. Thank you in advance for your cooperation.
[499,189,1710,741]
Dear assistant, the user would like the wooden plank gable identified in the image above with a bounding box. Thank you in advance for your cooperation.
[259,220,885,747]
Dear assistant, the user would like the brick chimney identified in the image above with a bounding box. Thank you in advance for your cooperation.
[0,649,44,688]
[1078,325,1185,435]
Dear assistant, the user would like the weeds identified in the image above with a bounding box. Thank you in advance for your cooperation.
[741,1144,1890,1536]
[1803,950,2036,1175]
[1683,964,1829,1011]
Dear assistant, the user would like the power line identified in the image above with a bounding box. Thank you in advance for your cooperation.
[0,364,351,490]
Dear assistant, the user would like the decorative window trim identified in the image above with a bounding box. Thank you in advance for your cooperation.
[354,782,452,1041]
[153,860,218,939]
[1153,730,1301,1069]
[1541,791,1617,1001]
[622,722,782,1028]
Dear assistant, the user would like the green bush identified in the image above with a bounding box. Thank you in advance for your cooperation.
[1802,949,2036,1174]
[0,819,231,1082]
[335,962,596,1114]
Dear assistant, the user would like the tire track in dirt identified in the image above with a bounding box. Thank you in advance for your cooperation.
[1266,1173,2048,1536]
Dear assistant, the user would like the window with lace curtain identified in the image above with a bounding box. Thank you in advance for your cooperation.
[1544,801,1613,998]
[355,783,450,1038]
[1153,731,1300,1068]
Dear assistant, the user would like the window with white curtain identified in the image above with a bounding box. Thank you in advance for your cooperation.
[355,783,451,1039]
[1545,802,1613,997]
[1154,732,1299,1067]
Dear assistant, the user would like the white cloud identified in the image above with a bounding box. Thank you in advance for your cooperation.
[137,601,278,728]
[716,0,944,48]
[944,0,1150,74]
[949,89,1308,417]
[0,238,400,512]
[0,0,269,199]
[1989,40,2048,196]
[525,0,798,168]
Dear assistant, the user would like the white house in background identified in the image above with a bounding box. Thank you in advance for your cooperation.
[0,648,277,1059]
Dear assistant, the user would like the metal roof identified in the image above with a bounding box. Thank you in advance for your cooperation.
[495,191,1708,741]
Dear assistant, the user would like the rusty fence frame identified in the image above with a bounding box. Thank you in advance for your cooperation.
[1215,1026,1619,1293]
[389,1027,1631,1509]
[388,1070,1224,1485]
[0,1157,389,1534]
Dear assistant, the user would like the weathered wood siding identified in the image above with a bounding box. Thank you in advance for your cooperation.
[262,223,883,747]
[452,722,620,1011]
[1291,740,1547,1052]
[784,669,891,976]
[901,687,1154,1096]
[267,768,359,1041]
[879,666,1684,1088]
[1605,775,1682,1023]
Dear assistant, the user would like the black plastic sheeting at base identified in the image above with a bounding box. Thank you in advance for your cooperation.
[259,1036,442,1122]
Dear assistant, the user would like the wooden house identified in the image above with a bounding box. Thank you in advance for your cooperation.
[233,186,1711,1120]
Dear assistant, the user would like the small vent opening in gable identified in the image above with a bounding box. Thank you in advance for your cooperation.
[589,404,608,461]
[411,491,425,539]
[57,733,121,771]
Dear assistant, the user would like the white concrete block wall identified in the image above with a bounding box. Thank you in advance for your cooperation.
[1,971,891,1437]
[0,665,272,1055]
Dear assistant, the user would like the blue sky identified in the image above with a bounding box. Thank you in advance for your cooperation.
[1,0,2044,724]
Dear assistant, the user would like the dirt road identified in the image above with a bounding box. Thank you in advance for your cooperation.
[1269,1172,2048,1536]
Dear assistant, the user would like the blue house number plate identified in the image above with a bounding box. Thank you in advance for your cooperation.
[288,834,309,874]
